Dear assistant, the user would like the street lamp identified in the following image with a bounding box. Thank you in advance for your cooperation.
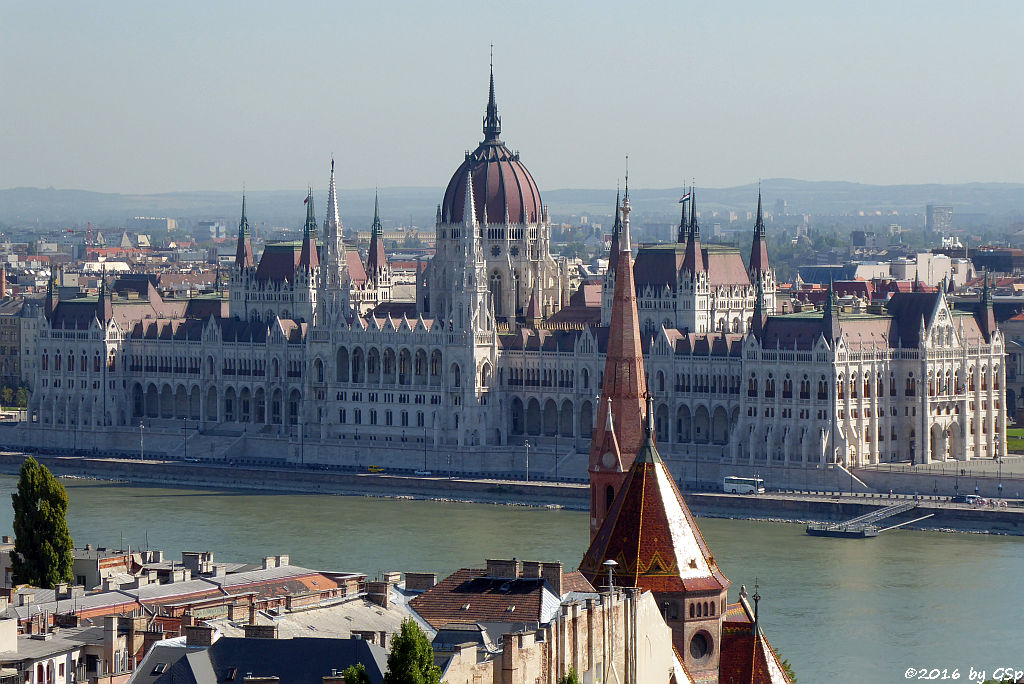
[602,559,617,591]
[524,440,530,483]
[182,417,188,461]
[139,421,144,461]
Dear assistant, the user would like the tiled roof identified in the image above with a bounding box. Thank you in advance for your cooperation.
[580,432,729,595]
[409,568,555,629]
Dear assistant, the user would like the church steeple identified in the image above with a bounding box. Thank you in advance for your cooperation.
[235,192,255,269]
[589,183,646,539]
[482,50,501,143]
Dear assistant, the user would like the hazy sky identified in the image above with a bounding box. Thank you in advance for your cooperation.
[2,1,1021,194]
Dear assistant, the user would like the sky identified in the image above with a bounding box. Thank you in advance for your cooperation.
[1,1,1021,194]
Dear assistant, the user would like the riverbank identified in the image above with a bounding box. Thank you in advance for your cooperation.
[2,451,1022,535]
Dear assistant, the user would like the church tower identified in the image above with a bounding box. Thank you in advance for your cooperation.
[589,185,646,538]
[581,396,731,679]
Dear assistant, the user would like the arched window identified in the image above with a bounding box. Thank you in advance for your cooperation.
[689,603,695,619]
[605,485,615,513]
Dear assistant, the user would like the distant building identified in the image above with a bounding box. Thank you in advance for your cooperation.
[128,217,176,233]
[926,204,953,234]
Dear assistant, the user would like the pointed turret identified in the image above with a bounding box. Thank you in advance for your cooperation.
[676,189,690,244]
[589,187,647,538]
[482,54,501,143]
[96,269,113,325]
[299,188,319,270]
[752,276,768,337]
[682,188,704,276]
[976,272,997,341]
[45,274,56,318]
[749,187,771,275]
[365,191,390,288]
[235,193,255,268]
[822,279,840,343]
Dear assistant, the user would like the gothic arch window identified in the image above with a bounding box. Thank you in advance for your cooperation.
[605,485,615,513]
[489,271,503,317]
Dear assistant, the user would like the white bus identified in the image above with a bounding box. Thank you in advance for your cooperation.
[723,476,765,494]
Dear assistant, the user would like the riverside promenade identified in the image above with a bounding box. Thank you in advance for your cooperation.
[2,450,1021,535]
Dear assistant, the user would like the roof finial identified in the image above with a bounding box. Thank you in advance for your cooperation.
[483,47,501,142]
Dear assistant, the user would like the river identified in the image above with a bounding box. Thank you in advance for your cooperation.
[0,475,1020,683]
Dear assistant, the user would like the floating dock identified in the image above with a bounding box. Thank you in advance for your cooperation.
[806,501,931,538]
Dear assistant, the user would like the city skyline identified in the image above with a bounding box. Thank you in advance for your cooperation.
[2,1,1022,194]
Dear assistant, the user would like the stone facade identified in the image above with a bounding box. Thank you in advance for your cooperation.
[20,71,1007,473]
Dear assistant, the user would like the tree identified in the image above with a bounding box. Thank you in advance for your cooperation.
[11,457,74,588]
[15,385,29,408]
[341,664,371,684]
[558,669,582,684]
[384,618,441,684]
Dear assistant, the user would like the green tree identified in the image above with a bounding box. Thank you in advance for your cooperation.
[776,651,797,682]
[11,457,74,587]
[341,663,371,684]
[15,386,29,408]
[1,387,12,407]
[558,668,582,684]
[384,618,441,684]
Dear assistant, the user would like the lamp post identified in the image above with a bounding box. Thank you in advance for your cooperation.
[139,421,144,461]
[524,440,530,483]
[182,417,188,461]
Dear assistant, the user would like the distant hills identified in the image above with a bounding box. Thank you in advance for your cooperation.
[2,179,1023,231]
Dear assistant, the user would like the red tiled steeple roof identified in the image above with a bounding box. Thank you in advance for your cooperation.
[580,405,729,595]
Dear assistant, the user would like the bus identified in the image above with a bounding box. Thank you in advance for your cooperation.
[723,476,765,494]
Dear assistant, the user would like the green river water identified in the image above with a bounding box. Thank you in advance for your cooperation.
[0,475,1021,683]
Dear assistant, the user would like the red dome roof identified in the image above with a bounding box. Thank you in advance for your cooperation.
[440,67,543,225]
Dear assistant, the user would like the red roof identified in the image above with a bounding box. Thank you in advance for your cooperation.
[581,426,729,595]
[441,142,542,225]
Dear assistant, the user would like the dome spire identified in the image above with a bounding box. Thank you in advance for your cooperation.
[483,45,501,142]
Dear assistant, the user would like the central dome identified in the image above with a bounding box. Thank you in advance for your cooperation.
[440,68,543,226]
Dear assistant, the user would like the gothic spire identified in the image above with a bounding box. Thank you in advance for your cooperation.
[303,188,318,241]
[299,188,319,270]
[752,276,767,337]
[976,270,997,341]
[749,187,771,274]
[371,191,383,237]
[235,192,255,268]
[482,50,501,142]
[324,158,341,239]
[366,191,389,285]
[589,168,647,539]
[682,187,704,276]
[677,188,690,244]
[823,278,839,343]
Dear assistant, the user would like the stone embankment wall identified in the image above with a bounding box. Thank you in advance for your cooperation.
[0,452,1020,535]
